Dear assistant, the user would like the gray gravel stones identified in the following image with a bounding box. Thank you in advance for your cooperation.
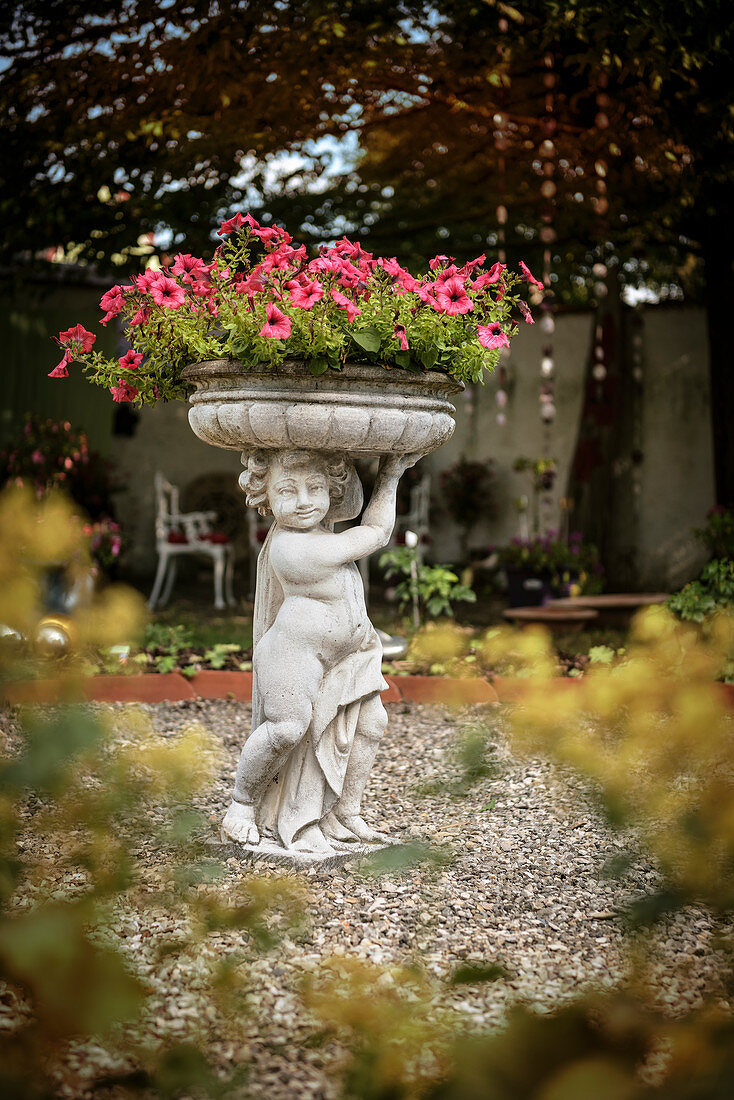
[3,698,729,1098]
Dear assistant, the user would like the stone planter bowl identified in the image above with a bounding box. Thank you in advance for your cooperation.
[181,359,463,458]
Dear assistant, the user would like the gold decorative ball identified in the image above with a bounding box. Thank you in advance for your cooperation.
[34,616,77,659]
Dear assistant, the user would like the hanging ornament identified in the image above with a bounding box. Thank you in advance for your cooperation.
[536,51,557,440]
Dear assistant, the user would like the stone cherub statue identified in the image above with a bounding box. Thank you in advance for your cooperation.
[221,447,417,859]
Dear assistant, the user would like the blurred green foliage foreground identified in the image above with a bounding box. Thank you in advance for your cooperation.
[1,486,734,1098]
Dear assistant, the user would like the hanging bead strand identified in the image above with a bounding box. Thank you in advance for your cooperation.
[494,14,511,427]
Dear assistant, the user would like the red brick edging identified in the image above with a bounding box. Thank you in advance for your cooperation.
[3,672,734,709]
[2,670,497,706]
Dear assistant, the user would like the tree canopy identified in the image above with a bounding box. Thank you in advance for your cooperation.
[1,1,731,291]
[2,1,733,498]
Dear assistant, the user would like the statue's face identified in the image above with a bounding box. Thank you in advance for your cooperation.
[266,457,330,530]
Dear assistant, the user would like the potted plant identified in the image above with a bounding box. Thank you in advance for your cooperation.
[48,211,540,411]
[499,530,603,607]
[0,415,125,589]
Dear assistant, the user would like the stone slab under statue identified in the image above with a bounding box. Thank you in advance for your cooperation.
[220,446,418,863]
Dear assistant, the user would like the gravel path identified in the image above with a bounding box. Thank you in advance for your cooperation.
[4,699,729,1097]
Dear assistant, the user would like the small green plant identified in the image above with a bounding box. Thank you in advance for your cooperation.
[203,642,241,669]
[379,547,476,620]
[667,559,734,622]
[694,505,734,560]
[142,622,194,652]
[588,644,616,665]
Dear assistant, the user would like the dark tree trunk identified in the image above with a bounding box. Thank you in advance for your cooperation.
[565,272,641,590]
[701,214,734,507]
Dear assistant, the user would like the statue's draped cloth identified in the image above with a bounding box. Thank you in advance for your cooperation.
[252,527,386,848]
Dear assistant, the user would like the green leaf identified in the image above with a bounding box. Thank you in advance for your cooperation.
[420,346,438,370]
[308,356,329,376]
[392,351,411,369]
[351,326,381,353]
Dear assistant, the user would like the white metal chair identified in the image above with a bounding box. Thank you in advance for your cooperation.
[148,472,236,610]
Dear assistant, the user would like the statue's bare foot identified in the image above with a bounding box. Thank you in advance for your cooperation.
[322,811,361,844]
[222,800,260,846]
[334,813,391,844]
[292,823,335,856]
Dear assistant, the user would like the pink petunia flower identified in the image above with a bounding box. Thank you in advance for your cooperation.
[477,322,510,350]
[459,254,486,276]
[258,225,293,248]
[259,303,292,340]
[110,379,139,403]
[433,264,460,289]
[259,242,304,273]
[236,272,266,296]
[394,323,409,351]
[149,276,186,309]
[171,253,211,280]
[378,257,403,277]
[331,289,361,323]
[189,278,215,298]
[129,307,150,327]
[48,350,72,378]
[429,254,453,271]
[396,269,421,293]
[217,212,247,236]
[98,288,124,326]
[519,260,544,289]
[59,324,96,352]
[434,276,474,315]
[416,282,438,307]
[336,258,363,290]
[289,279,324,309]
[99,287,123,311]
[309,253,341,275]
[472,262,506,290]
[333,237,373,265]
[119,350,143,370]
[134,269,165,292]
[518,300,535,324]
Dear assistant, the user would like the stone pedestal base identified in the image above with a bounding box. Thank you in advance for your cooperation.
[206,834,398,870]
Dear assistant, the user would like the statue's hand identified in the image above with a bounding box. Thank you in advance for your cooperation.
[379,452,422,477]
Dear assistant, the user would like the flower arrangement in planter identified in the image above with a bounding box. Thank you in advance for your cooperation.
[48,212,542,405]
[0,415,119,519]
[499,530,604,605]
[0,416,125,576]
[82,518,123,575]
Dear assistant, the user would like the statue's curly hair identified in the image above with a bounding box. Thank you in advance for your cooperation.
[239,449,350,517]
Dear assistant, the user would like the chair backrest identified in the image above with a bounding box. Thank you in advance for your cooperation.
[154,473,179,542]
[154,472,214,545]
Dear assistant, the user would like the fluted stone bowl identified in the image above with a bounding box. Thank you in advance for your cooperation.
[181,359,463,458]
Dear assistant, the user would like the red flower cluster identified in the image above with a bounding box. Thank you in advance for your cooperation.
[49,210,543,404]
